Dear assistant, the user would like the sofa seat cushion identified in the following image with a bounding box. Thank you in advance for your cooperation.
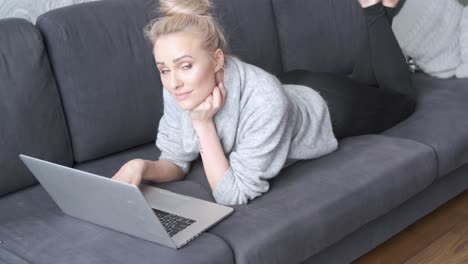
[208,135,436,264]
[0,185,233,264]
[384,73,468,177]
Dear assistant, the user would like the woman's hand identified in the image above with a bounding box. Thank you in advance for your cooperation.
[190,82,227,128]
[111,159,145,186]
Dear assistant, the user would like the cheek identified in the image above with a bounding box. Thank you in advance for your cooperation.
[188,66,216,93]
[160,77,169,89]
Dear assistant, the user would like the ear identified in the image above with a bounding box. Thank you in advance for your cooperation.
[214,48,225,72]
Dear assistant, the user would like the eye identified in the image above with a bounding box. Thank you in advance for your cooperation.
[159,69,169,75]
[181,64,192,70]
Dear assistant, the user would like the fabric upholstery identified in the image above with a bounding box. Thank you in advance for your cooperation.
[74,143,214,202]
[67,135,437,264]
[36,0,163,163]
[208,135,436,264]
[457,7,468,78]
[384,73,468,177]
[0,186,233,264]
[213,0,283,75]
[272,0,366,74]
[0,18,72,197]
[75,144,159,178]
[35,0,283,164]
[0,0,99,23]
[2,0,467,263]
[304,163,468,264]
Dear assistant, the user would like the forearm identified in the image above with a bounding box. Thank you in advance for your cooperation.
[141,159,185,183]
[193,121,230,191]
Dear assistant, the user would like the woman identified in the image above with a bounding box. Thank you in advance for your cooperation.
[112,0,416,205]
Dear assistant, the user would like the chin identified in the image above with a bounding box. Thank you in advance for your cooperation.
[177,101,197,111]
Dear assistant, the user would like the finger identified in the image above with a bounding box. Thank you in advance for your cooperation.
[197,96,212,111]
[131,178,139,186]
[219,82,226,95]
[204,100,213,111]
[212,86,221,108]
[216,85,224,107]
[113,177,123,182]
[192,95,208,111]
[113,175,128,184]
[206,94,213,103]
[219,82,227,104]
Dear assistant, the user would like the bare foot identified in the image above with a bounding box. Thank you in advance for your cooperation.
[359,0,381,8]
[382,0,399,8]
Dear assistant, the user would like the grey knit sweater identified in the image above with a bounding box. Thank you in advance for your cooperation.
[156,56,338,205]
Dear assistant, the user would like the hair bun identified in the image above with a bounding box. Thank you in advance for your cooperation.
[159,0,211,16]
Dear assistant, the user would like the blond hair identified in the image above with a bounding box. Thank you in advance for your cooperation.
[144,0,228,54]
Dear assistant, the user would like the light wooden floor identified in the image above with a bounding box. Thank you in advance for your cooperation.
[353,189,468,264]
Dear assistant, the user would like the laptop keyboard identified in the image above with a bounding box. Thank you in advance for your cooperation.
[152,209,196,237]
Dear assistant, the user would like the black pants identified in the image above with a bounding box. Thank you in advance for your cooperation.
[280,3,415,140]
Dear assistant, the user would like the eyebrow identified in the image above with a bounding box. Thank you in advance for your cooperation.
[156,55,193,65]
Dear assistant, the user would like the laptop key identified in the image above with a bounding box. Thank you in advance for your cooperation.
[153,209,197,237]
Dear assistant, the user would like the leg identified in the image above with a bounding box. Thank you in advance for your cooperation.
[383,0,405,24]
[357,0,399,24]
[354,1,416,99]
[350,37,377,87]
[351,1,384,87]
[280,1,416,139]
[279,71,415,139]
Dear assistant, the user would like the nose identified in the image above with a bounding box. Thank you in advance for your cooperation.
[168,72,182,91]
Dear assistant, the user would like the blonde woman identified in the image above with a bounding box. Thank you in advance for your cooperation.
[112,0,415,205]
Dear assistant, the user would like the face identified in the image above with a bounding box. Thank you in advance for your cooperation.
[154,30,223,111]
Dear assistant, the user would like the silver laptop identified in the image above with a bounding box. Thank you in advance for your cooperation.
[19,154,233,249]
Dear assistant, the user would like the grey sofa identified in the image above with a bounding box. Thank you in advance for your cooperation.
[1,0,468,263]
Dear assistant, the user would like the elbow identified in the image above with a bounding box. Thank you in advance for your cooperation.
[212,182,262,206]
[212,167,269,205]
[175,166,186,180]
[214,192,250,206]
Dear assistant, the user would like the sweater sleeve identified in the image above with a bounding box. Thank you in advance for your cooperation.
[212,87,294,205]
[156,90,192,174]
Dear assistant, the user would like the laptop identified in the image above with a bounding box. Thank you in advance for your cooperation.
[19,154,233,249]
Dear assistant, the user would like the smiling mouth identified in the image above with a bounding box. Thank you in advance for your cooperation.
[174,91,192,100]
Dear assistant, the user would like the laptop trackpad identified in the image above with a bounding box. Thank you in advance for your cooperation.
[140,185,188,210]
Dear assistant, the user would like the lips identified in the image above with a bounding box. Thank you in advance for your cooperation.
[174,91,192,100]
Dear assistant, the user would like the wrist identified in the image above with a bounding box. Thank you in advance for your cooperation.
[130,159,147,179]
[192,119,216,133]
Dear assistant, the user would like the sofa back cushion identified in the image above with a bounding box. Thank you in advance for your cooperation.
[213,0,283,75]
[36,0,163,163]
[0,18,73,197]
[136,0,284,75]
[36,0,283,163]
[272,0,367,74]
